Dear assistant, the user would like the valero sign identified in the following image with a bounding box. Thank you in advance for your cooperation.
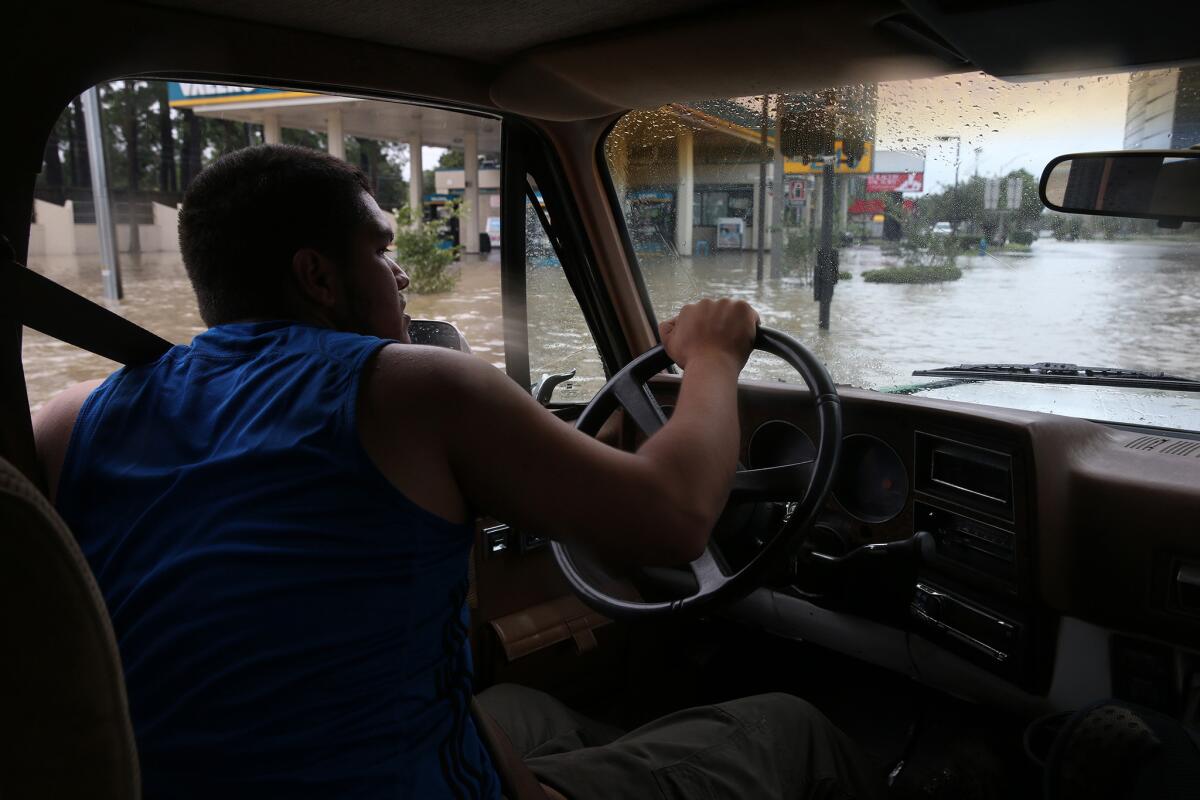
[167,82,315,107]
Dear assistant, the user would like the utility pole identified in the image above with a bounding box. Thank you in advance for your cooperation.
[935,134,962,232]
[755,94,769,283]
[81,86,122,302]
[814,158,838,329]
[770,96,787,281]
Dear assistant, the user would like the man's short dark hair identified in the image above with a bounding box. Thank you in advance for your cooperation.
[179,144,373,326]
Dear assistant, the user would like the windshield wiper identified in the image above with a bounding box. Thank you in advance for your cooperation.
[912,362,1200,393]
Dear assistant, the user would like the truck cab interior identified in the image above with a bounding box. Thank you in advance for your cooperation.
[4,1,1200,798]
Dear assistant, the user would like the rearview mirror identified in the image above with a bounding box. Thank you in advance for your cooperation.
[406,319,471,353]
[1040,150,1200,226]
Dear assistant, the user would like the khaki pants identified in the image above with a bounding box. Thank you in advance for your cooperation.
[477,684,884,800]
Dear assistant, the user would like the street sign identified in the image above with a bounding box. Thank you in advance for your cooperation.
[785,178,807,204]
[1006,177,1022,210]
[784,140,874,175]
[984,178,1000,210]
[866,172,924,192]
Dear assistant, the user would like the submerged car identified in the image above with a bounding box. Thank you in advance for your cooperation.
[5,1,1200,798]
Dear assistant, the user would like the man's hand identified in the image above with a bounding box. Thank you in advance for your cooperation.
[659,298,759,371]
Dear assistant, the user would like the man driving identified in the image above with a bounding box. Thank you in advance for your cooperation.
[33,144,881,799]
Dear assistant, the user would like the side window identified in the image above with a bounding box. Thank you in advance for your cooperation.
[25,79,509,408]
[523,191,607,403]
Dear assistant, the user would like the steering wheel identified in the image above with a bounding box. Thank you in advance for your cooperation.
[551,326,842,618]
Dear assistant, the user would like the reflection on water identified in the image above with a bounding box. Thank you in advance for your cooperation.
[23,239,1200,425]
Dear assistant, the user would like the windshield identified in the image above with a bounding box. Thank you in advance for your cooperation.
[603,68,1200,432]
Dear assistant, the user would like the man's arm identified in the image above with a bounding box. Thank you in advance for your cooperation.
[31,379,103,504]
[360,299,757,565]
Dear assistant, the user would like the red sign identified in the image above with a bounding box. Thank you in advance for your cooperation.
[785,178,806,203]
[849,198,915,215]
[866,172,924,192]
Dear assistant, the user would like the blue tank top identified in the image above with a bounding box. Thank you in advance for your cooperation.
[56,321,500,799]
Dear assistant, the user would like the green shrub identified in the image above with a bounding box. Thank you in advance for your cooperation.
[779,228,814,277]
[899,229,960,270]
[1010,230,1035,246]
[838,270,852,281]
[862,264,962,283]
[393,204,461,294]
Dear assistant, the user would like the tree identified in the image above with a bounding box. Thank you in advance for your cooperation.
[180,108,203,190]
[393,202,461,294]
[437,149,464,169]
[904,169,1043,243]
[69,97,89,187]
[156,83,177,194]
[346,137,408,212]
[37,112,67,203]
[281,128,325,151]
[100,81,157,193]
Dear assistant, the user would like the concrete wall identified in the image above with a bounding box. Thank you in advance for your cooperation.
[27,200,182,258]
[1125,69,1179,149]
[435,167,501,193]
[153,202,180,253]
[29,199,76,257]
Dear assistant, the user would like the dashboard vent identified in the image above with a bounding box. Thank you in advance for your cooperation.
[1125,435,1171,451]
[1124,435,1200,457]
[1162,439,1200,457]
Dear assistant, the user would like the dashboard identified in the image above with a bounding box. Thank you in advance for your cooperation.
[692,378,1200,712]
[482,377,1200,718]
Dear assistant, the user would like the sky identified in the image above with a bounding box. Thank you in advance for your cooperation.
[405,71,1134,191]
[399,146,449,181]
[875,70,1131,194]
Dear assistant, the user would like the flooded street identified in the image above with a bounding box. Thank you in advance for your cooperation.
[22,238,1200,414]
[639,237,1200,391]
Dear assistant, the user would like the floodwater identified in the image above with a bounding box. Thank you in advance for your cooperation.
[20,252,510,411]
[638,237,1200,392]
[21,238,1200,425]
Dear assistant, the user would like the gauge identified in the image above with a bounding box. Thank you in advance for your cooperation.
[747,420,816,469]
[832,434,908,523]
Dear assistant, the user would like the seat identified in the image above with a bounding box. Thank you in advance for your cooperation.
[0,456,140,799]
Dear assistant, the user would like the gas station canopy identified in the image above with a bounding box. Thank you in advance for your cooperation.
[167,83,501,154]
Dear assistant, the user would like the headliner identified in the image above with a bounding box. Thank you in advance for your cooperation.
[143,0,732,64]
[135,0,1200,119]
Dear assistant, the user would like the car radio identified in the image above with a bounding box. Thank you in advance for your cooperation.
[911,581,1025,674]
[916,501,1017,586]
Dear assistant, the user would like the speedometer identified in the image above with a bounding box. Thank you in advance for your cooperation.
[832,434,908,523]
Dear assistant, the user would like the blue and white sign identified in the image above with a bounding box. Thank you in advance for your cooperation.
[167,82,313,107]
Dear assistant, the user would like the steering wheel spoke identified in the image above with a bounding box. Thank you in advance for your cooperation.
[689,547,729,594]
[612,374,668,436]
[730,459,815,503]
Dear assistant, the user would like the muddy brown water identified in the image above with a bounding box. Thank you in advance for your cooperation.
[22,238,1200,417]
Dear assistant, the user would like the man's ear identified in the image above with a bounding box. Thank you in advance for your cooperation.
[290,247,341,310]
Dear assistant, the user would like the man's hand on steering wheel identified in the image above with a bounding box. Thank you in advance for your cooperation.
[658,298,760,372]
